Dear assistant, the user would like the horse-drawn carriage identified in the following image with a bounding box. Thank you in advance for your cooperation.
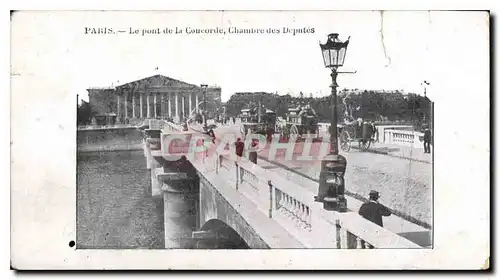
[239,107,277,140]
[276,104,320,140]
[336,118,377,152]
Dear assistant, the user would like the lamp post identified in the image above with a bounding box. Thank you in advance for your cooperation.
[201,84,208,130]
[421,80,430,124]
[315,33,351,212]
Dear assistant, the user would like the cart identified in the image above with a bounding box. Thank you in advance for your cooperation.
[276,104,320,140]
[338,120,376,152]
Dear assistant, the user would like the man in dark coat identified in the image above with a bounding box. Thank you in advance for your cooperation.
[358,190,392,227]
[423,125,432,153]
[235,138,244,157]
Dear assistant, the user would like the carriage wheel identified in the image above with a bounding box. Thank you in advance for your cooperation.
[340,131,351,152]
[359,139,371,151]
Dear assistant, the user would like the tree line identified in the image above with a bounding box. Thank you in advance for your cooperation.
[225,90,433,123]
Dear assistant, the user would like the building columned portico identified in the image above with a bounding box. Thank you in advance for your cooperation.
[88,75,222,124]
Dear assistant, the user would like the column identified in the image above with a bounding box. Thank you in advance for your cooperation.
[188,92,193,117]
[195,94,199,113]
[132,93,136,118]
[159,93,164,118]
[175,92,179,121]
[124,92,128,120]
[154,93,157,118]
[140,93,144,118]
[117,94,121,120]
[181,95,185,120]
[147,92,151,118]
[168,93,172,117]
[167,93,170,118]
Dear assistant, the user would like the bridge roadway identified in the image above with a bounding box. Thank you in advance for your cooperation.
[195,123,432,247]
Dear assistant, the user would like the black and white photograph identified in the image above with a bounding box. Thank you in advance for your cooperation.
[10,9,490,269]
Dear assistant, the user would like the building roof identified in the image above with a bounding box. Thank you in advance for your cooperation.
[114,74,199,91]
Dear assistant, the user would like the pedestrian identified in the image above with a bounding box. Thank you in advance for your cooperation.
[235,138,244,158]
[423,125,432,153]
[248,139,258,164]
[358,190,391,227]
[370,121,378,142]
[232,117,236,124]
[207,128,216,144]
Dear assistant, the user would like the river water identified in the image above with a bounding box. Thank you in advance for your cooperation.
[77,149,249,249]
[77,150,167,249]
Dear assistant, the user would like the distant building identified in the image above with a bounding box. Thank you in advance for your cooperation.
[87,74,222,123]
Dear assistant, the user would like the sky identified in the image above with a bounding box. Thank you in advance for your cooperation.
[11,11,488,103]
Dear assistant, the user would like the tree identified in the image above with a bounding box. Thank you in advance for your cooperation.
[224,90,433,123]
[77,101,93,125]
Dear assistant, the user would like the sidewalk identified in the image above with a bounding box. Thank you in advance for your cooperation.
[353,142,432,164]
[255,155,432,247]
[256,146,433,230]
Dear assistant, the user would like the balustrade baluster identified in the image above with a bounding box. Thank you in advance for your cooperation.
[288,198,296,220]
[285,195,292,217]
[278,193,284,212]
[292,200,300,222]
[305,206,312,231]
[299,204,308,229]
[277,191,284,213]
[282,194,288,214]
[240,167,244,183]
[297,203,303,224]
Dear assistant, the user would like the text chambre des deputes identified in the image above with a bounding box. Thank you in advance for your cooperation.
[84,26,316,36]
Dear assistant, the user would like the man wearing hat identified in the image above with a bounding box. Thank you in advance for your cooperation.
[358,190,392,227]
[423,124,432,153]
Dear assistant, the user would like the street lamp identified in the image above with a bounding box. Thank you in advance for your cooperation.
[421,80,430,124]
[201,84,208,130]
[315,33,350,212]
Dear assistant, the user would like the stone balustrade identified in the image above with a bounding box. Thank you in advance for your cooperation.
[145,119,183,132]
[216,153,421,249]
[384,129,424,148]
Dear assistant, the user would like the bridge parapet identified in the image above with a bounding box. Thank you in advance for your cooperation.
[384,129,424,148]
[216,153,421,249]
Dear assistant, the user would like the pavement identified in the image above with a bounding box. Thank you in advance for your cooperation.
[350,142,431,164]
[256,158,432,247]
[210,123,432,163]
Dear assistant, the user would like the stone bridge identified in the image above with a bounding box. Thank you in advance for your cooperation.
[78,119,423,249]
[142,119,422,249]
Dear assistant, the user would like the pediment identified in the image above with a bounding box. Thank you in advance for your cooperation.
[115,74,199,92]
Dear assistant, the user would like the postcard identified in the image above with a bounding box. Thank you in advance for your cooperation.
[10,10,490,270]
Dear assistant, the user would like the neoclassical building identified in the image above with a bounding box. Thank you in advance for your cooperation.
[88,75,222,123]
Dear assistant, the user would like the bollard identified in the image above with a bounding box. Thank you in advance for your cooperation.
[215,155,219,174]
[235,162,239,191]
[268,180,273,218]
[335,219,342,249]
